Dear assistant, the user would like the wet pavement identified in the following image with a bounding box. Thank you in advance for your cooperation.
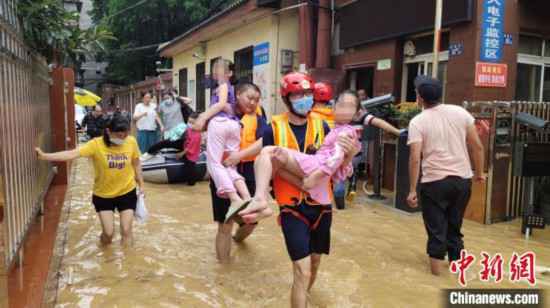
[51,159,550,307]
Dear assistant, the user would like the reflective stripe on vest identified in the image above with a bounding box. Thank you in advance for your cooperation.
[311,106,335,129]
[271,112,329,206]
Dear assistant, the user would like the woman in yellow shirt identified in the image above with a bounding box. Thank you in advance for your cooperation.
[36,113,144,246]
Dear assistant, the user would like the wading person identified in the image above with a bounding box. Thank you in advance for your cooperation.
[239,90,366,224]
[171,89,195,124]
[210,82,268,262]
[310,82,335,128]
[357,89,368,102]
[36,114,144,246]
[239,72,357,308]
[175,112,202,186]
[82,105,106,139]
[193,58,250,214]
[407,76,484,275]
[133,92,164,153]
[159,90,185,139]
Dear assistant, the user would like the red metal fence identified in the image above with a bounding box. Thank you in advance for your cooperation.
[0,0,54,269]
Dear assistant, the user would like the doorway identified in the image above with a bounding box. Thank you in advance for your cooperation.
[401,52,448,102]
[234,46,253,84]
[196,62,206,112]
[179,68,188,97]
[347,66,374,97]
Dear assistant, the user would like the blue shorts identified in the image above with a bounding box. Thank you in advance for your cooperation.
[280,203,332,261]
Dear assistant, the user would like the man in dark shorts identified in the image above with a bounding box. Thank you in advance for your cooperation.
[407,76,485,275]
[209,82,268,263]
[240,73,358,308]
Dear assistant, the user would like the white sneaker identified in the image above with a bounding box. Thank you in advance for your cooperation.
[140,153,153,162]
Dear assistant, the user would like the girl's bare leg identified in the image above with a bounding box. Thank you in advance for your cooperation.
[234,179,251,201]
[302,169,326,191]
[272,147,306,178]
[227,192,243,204]
[247,146,278,207]
[278,169,306,190]
[240,147,305,222]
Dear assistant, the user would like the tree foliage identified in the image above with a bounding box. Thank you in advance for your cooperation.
[18,0,116,66]
[92,0,223,85]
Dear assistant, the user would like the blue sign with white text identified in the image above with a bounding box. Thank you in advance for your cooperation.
[450,43,464,57]
[253,42,270,66]
[480,0,505,63]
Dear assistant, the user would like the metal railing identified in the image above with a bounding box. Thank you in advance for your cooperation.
[107,73,174,117]
[508,101,550,219]
[0,0,53,267]
[464,100,550,223]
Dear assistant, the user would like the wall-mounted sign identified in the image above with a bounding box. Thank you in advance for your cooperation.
[480,0,505,63]
[377,59,392,71]
[403,41,416,57]
[253,42,270,66]
[504,33,513,45]
[475,62,508,88]
[450,43,464,57]
[281,49,294,74]
[253,42,271,106]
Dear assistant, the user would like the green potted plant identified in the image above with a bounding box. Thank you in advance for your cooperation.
[398,107,422,129]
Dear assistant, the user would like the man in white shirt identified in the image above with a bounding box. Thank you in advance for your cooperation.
[407,76,484,276]
[133,92,164,153]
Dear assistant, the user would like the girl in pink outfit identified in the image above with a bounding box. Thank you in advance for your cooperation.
[237,90,401,223]
[194,59,250,208]
[265,92,361,205]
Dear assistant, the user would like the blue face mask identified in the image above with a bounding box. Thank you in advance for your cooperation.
[291,96,314,116]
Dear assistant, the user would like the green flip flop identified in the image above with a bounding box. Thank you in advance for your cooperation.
[224,200,252,224]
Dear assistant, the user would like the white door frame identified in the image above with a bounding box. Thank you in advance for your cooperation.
[401,51,449,102]
[517,53,550,102]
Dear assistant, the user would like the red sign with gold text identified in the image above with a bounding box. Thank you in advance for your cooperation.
[475,62,508,88]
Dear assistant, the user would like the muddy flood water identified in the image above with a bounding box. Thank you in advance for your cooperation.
[50,159,550,308]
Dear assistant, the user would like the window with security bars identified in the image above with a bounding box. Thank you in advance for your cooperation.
[234,46,253,84]
[516,35,550,102]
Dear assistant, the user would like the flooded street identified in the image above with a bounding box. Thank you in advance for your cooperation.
[51,159,550,308]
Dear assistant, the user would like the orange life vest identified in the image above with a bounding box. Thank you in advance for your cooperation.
[311,106,335,128]
[239,107,264,162]
[240,114,259,162]
[271,112,329,206]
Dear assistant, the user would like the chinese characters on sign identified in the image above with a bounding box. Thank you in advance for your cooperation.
[450,43,464,57]
[504,33,513,45]
[480,0,505,63]
[475,62,508,88]
[253,42,269,66]
[450,250,537,287]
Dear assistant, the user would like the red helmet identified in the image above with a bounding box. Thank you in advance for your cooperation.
[313,82,333,102]
[280,72,315,97]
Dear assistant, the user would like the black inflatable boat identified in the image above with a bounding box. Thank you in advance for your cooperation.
[142,149,208,184]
